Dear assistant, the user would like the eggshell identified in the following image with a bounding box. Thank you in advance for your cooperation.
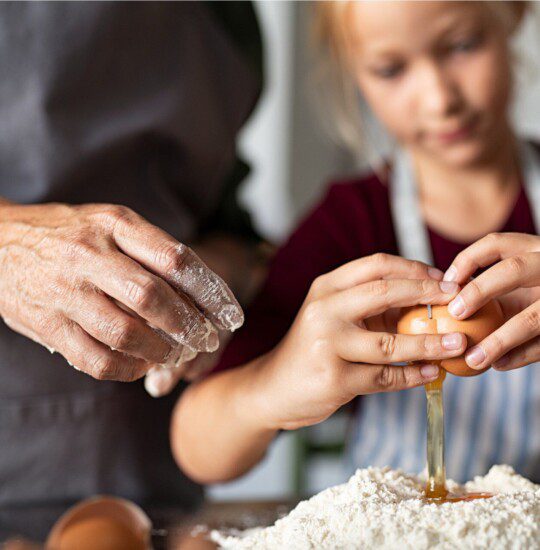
[46,496,152,550]
[397,300,504,376]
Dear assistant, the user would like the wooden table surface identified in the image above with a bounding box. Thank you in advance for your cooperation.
[1,500,296,549]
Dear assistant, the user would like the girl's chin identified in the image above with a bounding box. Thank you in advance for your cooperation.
[426,139,496,168]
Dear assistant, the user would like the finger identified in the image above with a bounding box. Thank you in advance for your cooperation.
[66,289,173,363]
[312,253,443,298]
[443,232,540,283]
[343,362,440,394]
[464,302,540,370]
[87,250,219,352]
[50,318,151,381]
[145,365,188,397]
[326,278,460,321]
[447,253,540,319]
[110,210,244,330]
[337,328,466,364]
[492,337,540,371]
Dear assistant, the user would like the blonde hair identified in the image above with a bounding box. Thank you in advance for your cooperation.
[310,1,528,166]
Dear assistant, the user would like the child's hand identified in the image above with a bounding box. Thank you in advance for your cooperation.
[443,232,540,372]
[254,254,466,431]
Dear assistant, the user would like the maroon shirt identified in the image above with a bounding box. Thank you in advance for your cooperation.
[217,171,536,371]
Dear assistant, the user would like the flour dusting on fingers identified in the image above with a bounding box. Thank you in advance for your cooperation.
[167,244,244,331]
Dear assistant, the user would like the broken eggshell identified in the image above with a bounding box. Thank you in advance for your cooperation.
[46,496,152,550]
[397,300,504,376]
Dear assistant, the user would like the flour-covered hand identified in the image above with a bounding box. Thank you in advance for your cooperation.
[0,202,243,382]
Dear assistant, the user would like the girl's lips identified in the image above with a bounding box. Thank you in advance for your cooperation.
[431,119,478,144]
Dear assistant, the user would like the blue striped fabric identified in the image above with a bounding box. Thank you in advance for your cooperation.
[347,365,540,482]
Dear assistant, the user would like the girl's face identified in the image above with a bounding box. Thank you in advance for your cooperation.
[348,1,515,167]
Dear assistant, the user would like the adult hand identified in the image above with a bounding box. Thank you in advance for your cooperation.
[144,330,234,396]
[253,254,466,431]
[0,202,243,382]
[443,232,540,372]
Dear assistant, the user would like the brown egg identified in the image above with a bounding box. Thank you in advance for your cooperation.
[46,496,152,550]
[54,518,145,550]
[397,300,504,376]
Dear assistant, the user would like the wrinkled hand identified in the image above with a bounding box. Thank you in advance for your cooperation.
[443,232,540,372]
[254,254,467,431]
[144,330,234,396]
[0,202,243,382]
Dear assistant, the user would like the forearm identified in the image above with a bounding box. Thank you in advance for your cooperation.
[170,356,278,484]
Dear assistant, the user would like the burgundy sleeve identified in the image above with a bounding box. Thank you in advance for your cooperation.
[214,180,382,372]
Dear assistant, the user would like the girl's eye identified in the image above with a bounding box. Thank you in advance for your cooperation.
[372,64,404,79]
[448,35,482,54]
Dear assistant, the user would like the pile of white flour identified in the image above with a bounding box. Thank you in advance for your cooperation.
[212,465,540,549]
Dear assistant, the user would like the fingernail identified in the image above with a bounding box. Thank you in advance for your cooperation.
[465,345,486,368]
[439,281,459,294]
[442,332,462,350]
[448,295,466,317]
[420,364,439,379]
[493,356,509,370]
[443,265,457,282]
[144,369,172,398]
[218,304,244,332]
[179,346,198,363]
[204,319,220,352]
[428,267,444,280]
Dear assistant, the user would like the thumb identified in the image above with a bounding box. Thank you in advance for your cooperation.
[144,364,188,397]
[144,344,198,397]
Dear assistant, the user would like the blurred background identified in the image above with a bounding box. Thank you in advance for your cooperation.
[208,0,540,502]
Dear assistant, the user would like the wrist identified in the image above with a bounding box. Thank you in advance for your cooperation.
[231,353,282,434]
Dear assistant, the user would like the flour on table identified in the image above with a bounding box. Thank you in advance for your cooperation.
[211,465,540,549]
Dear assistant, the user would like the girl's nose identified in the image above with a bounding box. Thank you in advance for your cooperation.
[418,61,462,118]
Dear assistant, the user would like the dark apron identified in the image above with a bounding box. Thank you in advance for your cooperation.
[0,1,260,506]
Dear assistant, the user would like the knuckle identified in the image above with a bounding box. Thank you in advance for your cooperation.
[466,278,484,301]
[62,235,97,261]
[422,335,436,355]
[125,277,161,311]
[378,332,397,359]
[410,260,427,276]
[485,232,503,247]
[522,309,540,333]
[315,358,340,387]
[102,204,132,221]
[309,275,328,298]
[90,354,116,380]
[106,318,138,350]
[486,331,504,359]
[420,278,434,295]
[505,255,527,277]
[155,241,189,273]
[97,205,137,231]
[312,336,333,357]
[371,252,390,267]
[377,366,398,390]
[369,279,390,297]
[302,300,326,325]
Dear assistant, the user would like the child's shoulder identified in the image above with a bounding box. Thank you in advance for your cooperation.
[295,168,395,259]
[318,169,391,217]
